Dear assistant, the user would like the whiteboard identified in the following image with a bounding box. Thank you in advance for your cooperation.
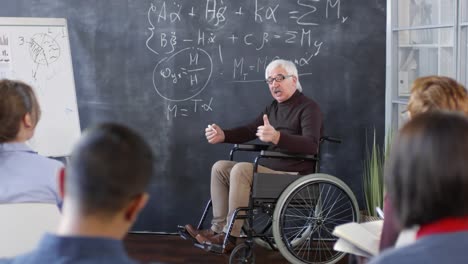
[0,17,80,157]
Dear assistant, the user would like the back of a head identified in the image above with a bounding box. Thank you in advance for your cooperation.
[265,59,302,92]
[66,123,154,217]
[386,111,468,228]
[0,79,41,143]
[408,76,468,116]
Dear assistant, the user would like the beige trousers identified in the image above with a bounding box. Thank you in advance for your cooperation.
[210,160,285,237]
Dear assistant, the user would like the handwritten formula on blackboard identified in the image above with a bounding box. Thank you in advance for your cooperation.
[145,0,346,119]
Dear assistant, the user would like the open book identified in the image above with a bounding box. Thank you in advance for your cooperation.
[332,220,383,258]
[333,220,417,258]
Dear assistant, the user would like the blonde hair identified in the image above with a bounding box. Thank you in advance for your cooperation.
[408,76,468,117]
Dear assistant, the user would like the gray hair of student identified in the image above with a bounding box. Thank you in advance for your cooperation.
[385,111,468,228]
[265,59,302,92]
[66,123,154,217]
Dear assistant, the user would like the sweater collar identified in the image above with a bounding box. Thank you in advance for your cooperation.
[0,142,36,153]
[278,90,301,106]
[416,216,468,239]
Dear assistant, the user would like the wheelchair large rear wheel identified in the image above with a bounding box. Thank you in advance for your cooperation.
[272,173,359,264]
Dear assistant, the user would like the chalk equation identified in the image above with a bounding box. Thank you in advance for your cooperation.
[146,0,342,53]
[166,97,214,120]
[153,47,212,102]
[146,0,344,48]
[145,0,347,118]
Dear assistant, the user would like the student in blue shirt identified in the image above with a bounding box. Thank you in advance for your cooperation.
[0,79,63,206]
[0,123,156,264]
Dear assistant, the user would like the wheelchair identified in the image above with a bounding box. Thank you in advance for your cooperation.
[179,137,359,264]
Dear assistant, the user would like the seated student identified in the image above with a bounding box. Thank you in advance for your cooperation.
[0,123,155,264]
[369,111,468,264]
[379,76,468,251]
[0,79,63,206]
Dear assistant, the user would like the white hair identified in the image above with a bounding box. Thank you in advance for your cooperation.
[265,59,302,92]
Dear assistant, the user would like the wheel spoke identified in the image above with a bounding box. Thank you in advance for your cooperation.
[273,175,359,264]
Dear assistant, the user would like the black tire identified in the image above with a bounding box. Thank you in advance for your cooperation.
[272,173,359,264]
[229,243,256,264]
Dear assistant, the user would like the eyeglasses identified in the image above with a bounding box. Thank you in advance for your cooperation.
[265,74,293,84]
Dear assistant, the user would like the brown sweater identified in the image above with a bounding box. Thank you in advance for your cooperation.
[224,90,323,174]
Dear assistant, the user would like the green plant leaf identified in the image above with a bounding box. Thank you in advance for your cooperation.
[362,129,387,217]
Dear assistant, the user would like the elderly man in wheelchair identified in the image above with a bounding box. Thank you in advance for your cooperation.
[180,59,359,264]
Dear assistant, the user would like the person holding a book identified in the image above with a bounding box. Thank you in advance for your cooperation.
[369,111,468,264]
[379,76,468,252]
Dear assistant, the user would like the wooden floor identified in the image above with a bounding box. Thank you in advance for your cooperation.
[124,233,350,264]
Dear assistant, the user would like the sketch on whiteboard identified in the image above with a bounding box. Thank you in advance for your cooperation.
[28,33,61,77]
[18,30,63,80]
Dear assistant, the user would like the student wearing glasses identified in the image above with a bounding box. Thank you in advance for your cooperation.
[183,59,323,252]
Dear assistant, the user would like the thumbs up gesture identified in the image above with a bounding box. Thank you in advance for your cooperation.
[256,114,280,144]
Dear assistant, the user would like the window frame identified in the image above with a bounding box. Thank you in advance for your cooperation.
[386,0,462,137]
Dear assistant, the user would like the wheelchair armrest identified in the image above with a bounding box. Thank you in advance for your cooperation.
[259,150,318,162]
[233,144,269,152]
[321,136,341,144]
[230,144,269,160]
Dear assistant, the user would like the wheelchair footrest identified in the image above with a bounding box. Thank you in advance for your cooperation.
[177,225,197,242]
[194,241,225,254]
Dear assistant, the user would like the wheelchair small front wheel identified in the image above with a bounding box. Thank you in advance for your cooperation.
[272,173,359,264]
[229,243,255,264]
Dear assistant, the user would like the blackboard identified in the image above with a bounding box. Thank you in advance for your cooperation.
[0,17,80,157]
[1,0,386,232]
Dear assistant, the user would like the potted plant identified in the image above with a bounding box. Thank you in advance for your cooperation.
[362,130,390,221]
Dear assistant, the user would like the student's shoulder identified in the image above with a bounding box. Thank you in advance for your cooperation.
[368,239,444,264]
[0,258,12,264]
[0,255,32,264]
[24,152,64,168]
[368,248,414,264]
[25,155,63,175]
